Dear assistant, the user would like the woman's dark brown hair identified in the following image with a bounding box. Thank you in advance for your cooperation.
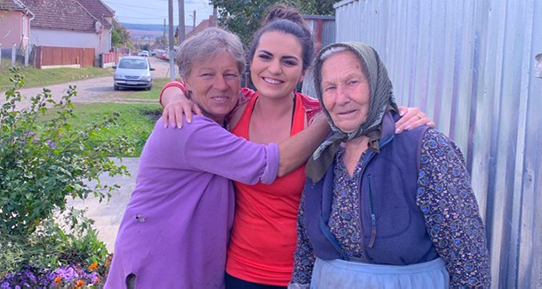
[248,4,314,73]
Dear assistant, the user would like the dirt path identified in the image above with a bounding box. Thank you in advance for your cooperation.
[2,57,172,110]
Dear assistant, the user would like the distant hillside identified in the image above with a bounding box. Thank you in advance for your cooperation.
[121,23,166,32]
[129,29,164,41]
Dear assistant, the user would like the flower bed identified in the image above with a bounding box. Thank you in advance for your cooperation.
[1,259,110,288]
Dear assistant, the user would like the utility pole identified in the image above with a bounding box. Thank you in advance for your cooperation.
[212,6,217,27]
[178,0,185,43]
[163,18,166,47]
[192,10,196,29]
[168,0,175,80]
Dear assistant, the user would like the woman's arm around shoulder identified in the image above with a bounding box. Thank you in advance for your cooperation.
[298,92,322,126]
[159,81,258,128]
[416,129,491,288]
[181,115,279,185]
[159,81,202,128]
[298,91,435,132]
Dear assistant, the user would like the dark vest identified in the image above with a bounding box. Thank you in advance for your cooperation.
[303,112,439,265]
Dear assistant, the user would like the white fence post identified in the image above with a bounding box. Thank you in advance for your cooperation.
[11,43,16,66]
[24,45,29,67]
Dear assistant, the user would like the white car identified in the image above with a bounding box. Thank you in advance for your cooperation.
[138,50,149,57]
[113,56,154,91]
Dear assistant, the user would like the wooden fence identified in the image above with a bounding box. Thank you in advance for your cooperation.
[34,46,95,69]
[101,51,118,67]
[100,48,132,67]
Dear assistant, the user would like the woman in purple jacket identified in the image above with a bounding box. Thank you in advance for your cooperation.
[105,28,330,289]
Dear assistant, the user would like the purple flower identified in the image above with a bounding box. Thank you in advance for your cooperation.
[1,264,105,288]
[45,140,56,149]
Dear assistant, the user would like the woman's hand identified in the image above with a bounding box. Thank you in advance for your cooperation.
[162,99,202,128]
[395,106,436,133]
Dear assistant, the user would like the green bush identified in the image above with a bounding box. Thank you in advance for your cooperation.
[0,67,134,277]
[0,209,109,274]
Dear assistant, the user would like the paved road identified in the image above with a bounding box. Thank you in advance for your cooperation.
[3,57,173,252]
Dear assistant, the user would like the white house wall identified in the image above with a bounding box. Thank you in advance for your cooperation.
[100,28,112,53]
[334,0,542,288]
[30,28,101,55]
[0,10,30,49]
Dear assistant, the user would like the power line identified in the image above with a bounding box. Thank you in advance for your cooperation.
[116,15,170,20]
[104,1,168,11]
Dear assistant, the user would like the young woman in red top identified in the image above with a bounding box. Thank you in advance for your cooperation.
[160,5,433,288]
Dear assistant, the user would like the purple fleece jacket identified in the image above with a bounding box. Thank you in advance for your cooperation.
[105,115,279,289]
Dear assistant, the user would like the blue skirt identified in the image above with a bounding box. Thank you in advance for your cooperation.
[311,257,449,289]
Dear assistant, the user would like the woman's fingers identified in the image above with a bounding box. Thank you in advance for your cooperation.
[177,103,191,128]
[162,106,170,128]
[162,100,202,129]
[395,107,434,133]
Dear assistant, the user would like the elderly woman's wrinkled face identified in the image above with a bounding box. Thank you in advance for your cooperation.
[184,51,241,123]
[321,50,370,133]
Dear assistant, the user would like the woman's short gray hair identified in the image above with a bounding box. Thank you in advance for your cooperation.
[176,27,245,77]
[318,46,348,62]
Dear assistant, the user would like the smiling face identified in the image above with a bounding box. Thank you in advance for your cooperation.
[321,50,371,133]
[250,31,304,100]
[184,51,241,123]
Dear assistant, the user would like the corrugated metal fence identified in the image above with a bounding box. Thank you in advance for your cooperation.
[334,0,542,288]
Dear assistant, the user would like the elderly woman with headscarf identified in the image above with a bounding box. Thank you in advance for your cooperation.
[290,42,491,288]
[104,28,331,289]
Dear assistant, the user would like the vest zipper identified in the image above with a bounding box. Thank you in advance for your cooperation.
[358,150,375,261]
[362,135,393,249]
[367,174,377,248]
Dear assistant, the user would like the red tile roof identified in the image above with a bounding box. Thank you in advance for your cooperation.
[0,0,27,11]
[20,0,100,33]
[75,0,114,28]
[186,16,215,38]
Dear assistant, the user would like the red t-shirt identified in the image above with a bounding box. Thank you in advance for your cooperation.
[226,92,310,286]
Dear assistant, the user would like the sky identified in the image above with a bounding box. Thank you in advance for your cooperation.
[101,0,213,26]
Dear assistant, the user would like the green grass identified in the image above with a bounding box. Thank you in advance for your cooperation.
[40,103,162,157]
[122,78,170,100]
[0,60,112,91]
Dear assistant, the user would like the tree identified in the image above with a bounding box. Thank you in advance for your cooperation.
[154,36,167,48]
[140,43,150,51]
[294,0,337,15]
[111,19,132,48]
[211,0,338,47]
